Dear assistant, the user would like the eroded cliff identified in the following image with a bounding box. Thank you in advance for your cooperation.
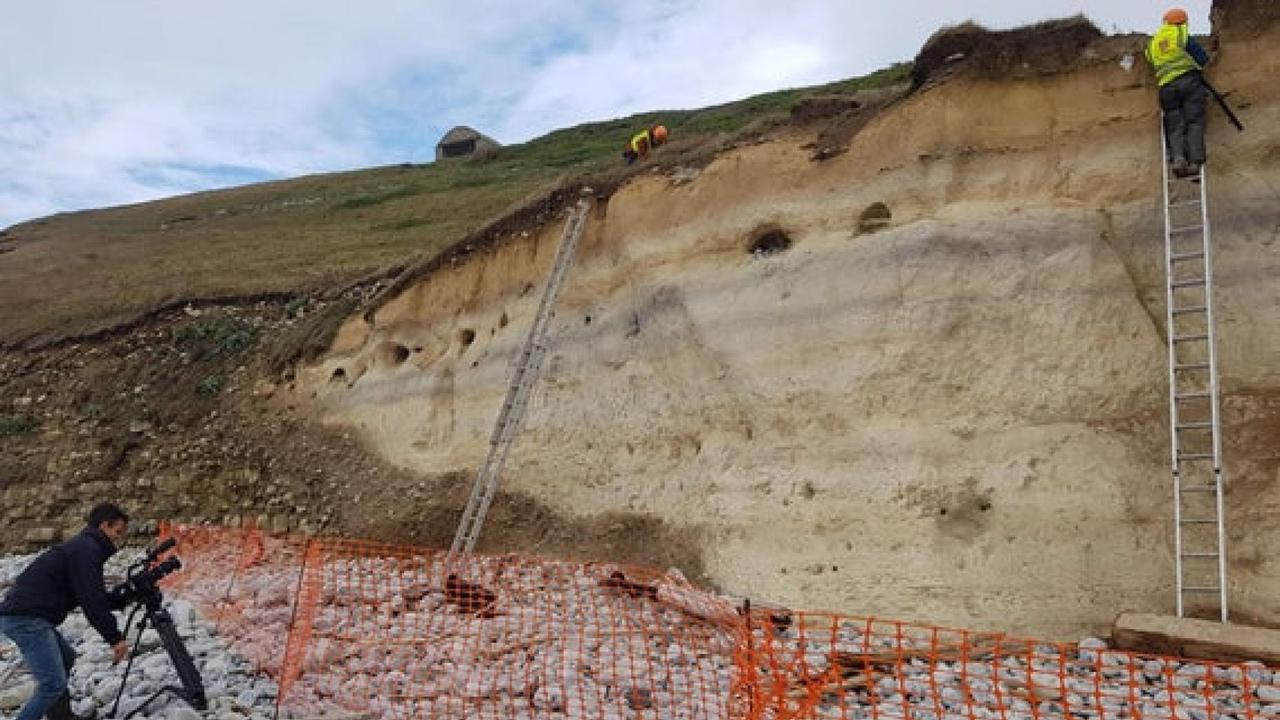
[296,6,1280,638]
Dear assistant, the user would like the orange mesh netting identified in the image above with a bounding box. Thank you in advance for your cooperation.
[156,522,1280,720]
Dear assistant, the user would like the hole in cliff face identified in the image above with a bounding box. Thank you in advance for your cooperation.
[330,368,347,384]
[584,314,593,326]
[499,312,509,328]
[373,342,411,367]
[859,202,892,233]
[748,228,793,258]
[459,329,476,347]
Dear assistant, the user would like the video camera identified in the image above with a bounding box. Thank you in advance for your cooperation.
[109,538,182,609]
[107,537,207,719]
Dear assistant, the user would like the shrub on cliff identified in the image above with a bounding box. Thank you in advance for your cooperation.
[0,413,36,437]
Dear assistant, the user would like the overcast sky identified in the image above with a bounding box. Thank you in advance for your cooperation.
[0,1,1212,230]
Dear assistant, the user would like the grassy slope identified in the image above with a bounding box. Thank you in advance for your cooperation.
[0,64,909,347]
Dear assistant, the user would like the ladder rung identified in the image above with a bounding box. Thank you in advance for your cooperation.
[1179,452,1215,460]
[1170,225,1203,234]
[1174,363,1210,372]
[1175,391,1211,400]
[1170,251,1206,262]
[1181,553,1220,559]
[1172,306,1207,315]
[1182,586,1222,593]
[1177,422,1214,430]
[1173,334,1210,343]
[1168,171,1203,184]
[1182,518,1217,525]
[1169,200,1201,209]
[1180,486,1216,493]
[1171,278,1207,288]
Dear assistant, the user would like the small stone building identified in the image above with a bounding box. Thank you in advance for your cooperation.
[435,126,501,160]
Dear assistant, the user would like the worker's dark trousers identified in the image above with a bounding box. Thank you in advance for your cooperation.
[1160,72,1208,165]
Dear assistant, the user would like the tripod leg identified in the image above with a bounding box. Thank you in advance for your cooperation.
[121,685,171,720]
[152,609,207,711]
[109,609,148,719]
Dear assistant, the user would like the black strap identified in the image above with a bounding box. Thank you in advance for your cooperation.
[1200,76,1244,132]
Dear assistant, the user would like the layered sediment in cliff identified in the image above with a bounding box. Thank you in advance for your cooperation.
[296,4,1280,637]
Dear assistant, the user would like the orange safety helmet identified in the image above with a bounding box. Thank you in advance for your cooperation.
[652,125,669,143]
[1163,8,1188,25]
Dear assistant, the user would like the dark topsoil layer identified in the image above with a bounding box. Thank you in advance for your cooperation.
[1212,0,1277,40]
[911,16,1104,90]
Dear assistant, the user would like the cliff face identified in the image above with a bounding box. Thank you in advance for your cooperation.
[297,9,1280,638]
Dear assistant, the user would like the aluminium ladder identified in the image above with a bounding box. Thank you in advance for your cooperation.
[1159,129,1228,622]
[449,196,591,556]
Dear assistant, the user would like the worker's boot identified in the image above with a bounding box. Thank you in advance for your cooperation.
[1171,156,1192,178]
[44,691,96,720]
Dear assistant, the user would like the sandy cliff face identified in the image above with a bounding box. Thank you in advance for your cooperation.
[296,10,1280,638]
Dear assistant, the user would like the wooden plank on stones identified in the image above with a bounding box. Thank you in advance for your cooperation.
[1113,612,1280,665]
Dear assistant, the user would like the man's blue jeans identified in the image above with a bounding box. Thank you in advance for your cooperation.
[0,614,76,720]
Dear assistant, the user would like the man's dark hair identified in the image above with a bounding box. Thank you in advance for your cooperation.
[87,502,129,527]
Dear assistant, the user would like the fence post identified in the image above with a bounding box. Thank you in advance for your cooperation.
[277,538,325,713]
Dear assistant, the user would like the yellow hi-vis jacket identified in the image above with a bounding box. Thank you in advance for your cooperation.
[1146,23,1199,86]
[629,129,652,156]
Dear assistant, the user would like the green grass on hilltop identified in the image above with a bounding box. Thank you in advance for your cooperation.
[0,63,910,348]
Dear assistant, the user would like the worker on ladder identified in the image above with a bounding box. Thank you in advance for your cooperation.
[1146,8,1211,178]
[623,124,668,165]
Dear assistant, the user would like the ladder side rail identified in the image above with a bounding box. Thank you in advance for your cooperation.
[460,209,587,552]
[449,201,590,556]
[482,205,585,446]
[461,428,520,553]
[499,208,583,403]
[1160,119,1187,618]
[1198,168,1229,622]
[509,206,584,367]
[451,467,495,554]
[526,209,586,325]
[491,232,578,445]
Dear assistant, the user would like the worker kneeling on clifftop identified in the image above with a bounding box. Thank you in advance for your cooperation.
[623,124,668,164]
[1146,8,1211,178]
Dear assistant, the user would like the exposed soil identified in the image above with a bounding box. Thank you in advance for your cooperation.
[912,17,1104,90]
[797,87,906,161]
[1214,0,1278,41]
[0,298,710,585]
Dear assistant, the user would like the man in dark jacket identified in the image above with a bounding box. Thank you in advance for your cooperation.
[0,503,131,720]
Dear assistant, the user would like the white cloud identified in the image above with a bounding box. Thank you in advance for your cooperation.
[496,0,1214,141]
[0,0,1213,229]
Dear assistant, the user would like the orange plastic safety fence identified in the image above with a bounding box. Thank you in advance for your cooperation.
[735,610,1280,720]
[159,521,309,678]
[158,523,741,719]
[155,523,1280,720]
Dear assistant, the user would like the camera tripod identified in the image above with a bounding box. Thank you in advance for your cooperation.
[108,593,207,719]
[106,543,207,720]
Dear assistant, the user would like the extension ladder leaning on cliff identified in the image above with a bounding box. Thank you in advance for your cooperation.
[449,195,592,558]
[1159,126,1228,622]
